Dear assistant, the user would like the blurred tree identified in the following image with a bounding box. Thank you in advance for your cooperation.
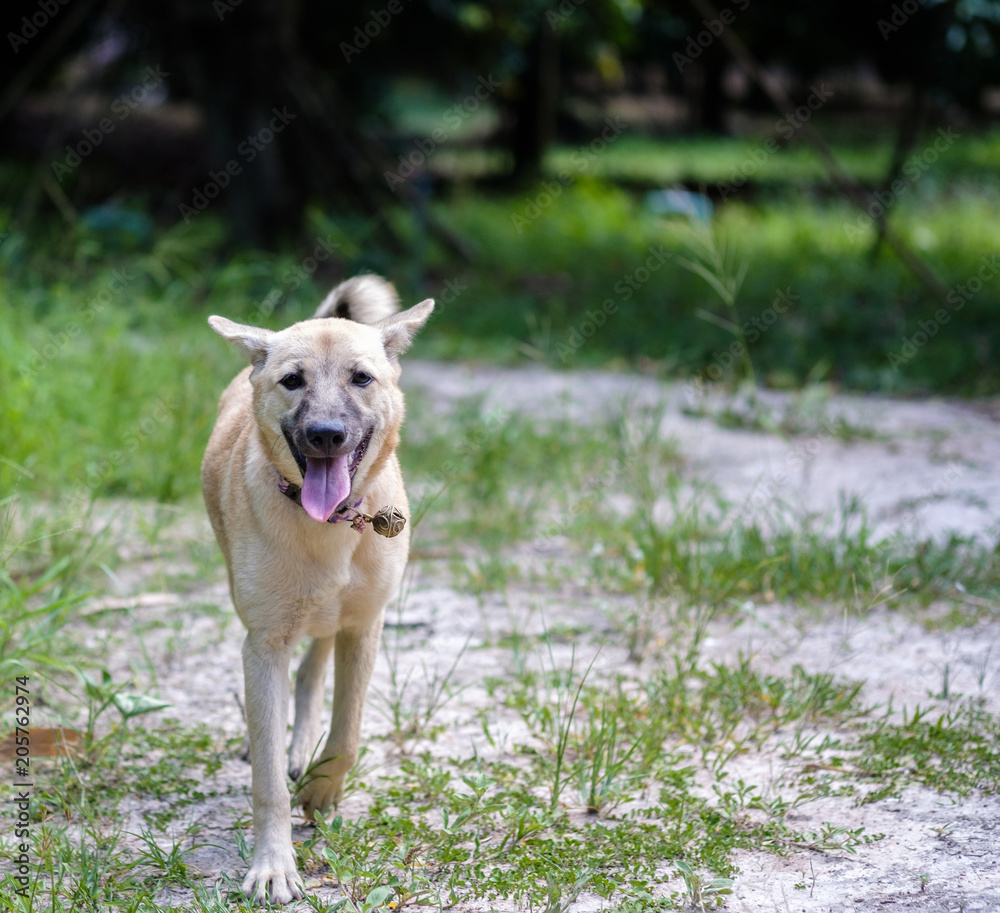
[2,0,999,244]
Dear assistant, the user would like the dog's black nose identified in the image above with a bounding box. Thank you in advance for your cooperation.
[305,422,347,451]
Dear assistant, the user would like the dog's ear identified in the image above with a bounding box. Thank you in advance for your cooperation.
[208,316,274,369]
[376,299,435,360]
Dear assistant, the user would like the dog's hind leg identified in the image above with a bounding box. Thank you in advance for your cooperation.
[297,618,383,819]
[288,636,335,782]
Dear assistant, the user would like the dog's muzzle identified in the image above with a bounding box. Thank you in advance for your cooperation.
[280,427,373,523]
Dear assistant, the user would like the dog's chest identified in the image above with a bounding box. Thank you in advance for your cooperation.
[230,532,363,632]
[280,546,354,622]
[252,568,359,640]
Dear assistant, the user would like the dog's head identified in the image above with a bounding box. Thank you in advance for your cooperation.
[209,297,433,523]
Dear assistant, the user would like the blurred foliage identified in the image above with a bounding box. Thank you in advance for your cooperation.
[3,0,1000,504]
[1,122,999,503]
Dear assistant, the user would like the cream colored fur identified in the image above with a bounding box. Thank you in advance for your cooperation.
[201,277,433,904]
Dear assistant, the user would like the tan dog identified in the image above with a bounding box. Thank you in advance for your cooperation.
[201,276,433,903]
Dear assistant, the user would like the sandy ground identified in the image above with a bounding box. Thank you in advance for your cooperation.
[92,362,999,911]
[402,361,1000,544]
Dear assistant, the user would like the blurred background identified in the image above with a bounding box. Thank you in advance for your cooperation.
[2,0,999,500]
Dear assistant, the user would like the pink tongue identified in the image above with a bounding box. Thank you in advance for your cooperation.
[300,455,352,523]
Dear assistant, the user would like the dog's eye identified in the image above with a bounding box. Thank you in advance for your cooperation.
[351,371,373,387]
[280,373,304,390]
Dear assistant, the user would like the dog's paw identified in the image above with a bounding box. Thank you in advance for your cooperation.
[241,850,304,905]
[296,756,351,820]
[287,741,315,782]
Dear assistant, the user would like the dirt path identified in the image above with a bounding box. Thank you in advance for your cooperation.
[403,361,1000,543]
[96,363,999,911]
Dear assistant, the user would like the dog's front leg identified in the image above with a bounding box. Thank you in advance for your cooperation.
[241,633,304,905]
[298,619,383,819]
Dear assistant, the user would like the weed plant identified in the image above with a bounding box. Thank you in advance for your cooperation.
[2,134,999,907]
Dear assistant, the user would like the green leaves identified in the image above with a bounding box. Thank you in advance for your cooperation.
[81,669,171,721]
[675,860,735,910]
[111,693,173,720]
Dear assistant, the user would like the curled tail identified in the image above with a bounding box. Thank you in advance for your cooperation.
[313,275,399,325]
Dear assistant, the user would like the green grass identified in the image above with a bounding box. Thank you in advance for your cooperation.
[402,403,1000,623]
[2,128,1000,910]
[2,130,1000,512]
[541,128,1000,188]
[546,132,899,187]
[0,187,998,502]
[427,181,1000,393]
[1,406,998,908]
[847,702,1000,802]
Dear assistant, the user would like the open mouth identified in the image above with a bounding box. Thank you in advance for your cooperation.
[347,429,371,477]
[290,428,373,523]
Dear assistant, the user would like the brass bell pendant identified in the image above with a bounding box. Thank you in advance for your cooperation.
[370,506,406,538]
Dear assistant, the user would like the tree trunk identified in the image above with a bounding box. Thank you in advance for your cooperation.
[509,21,560,182]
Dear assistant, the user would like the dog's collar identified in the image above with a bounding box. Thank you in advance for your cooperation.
[276,472,406,538]
[276,472,361,524]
